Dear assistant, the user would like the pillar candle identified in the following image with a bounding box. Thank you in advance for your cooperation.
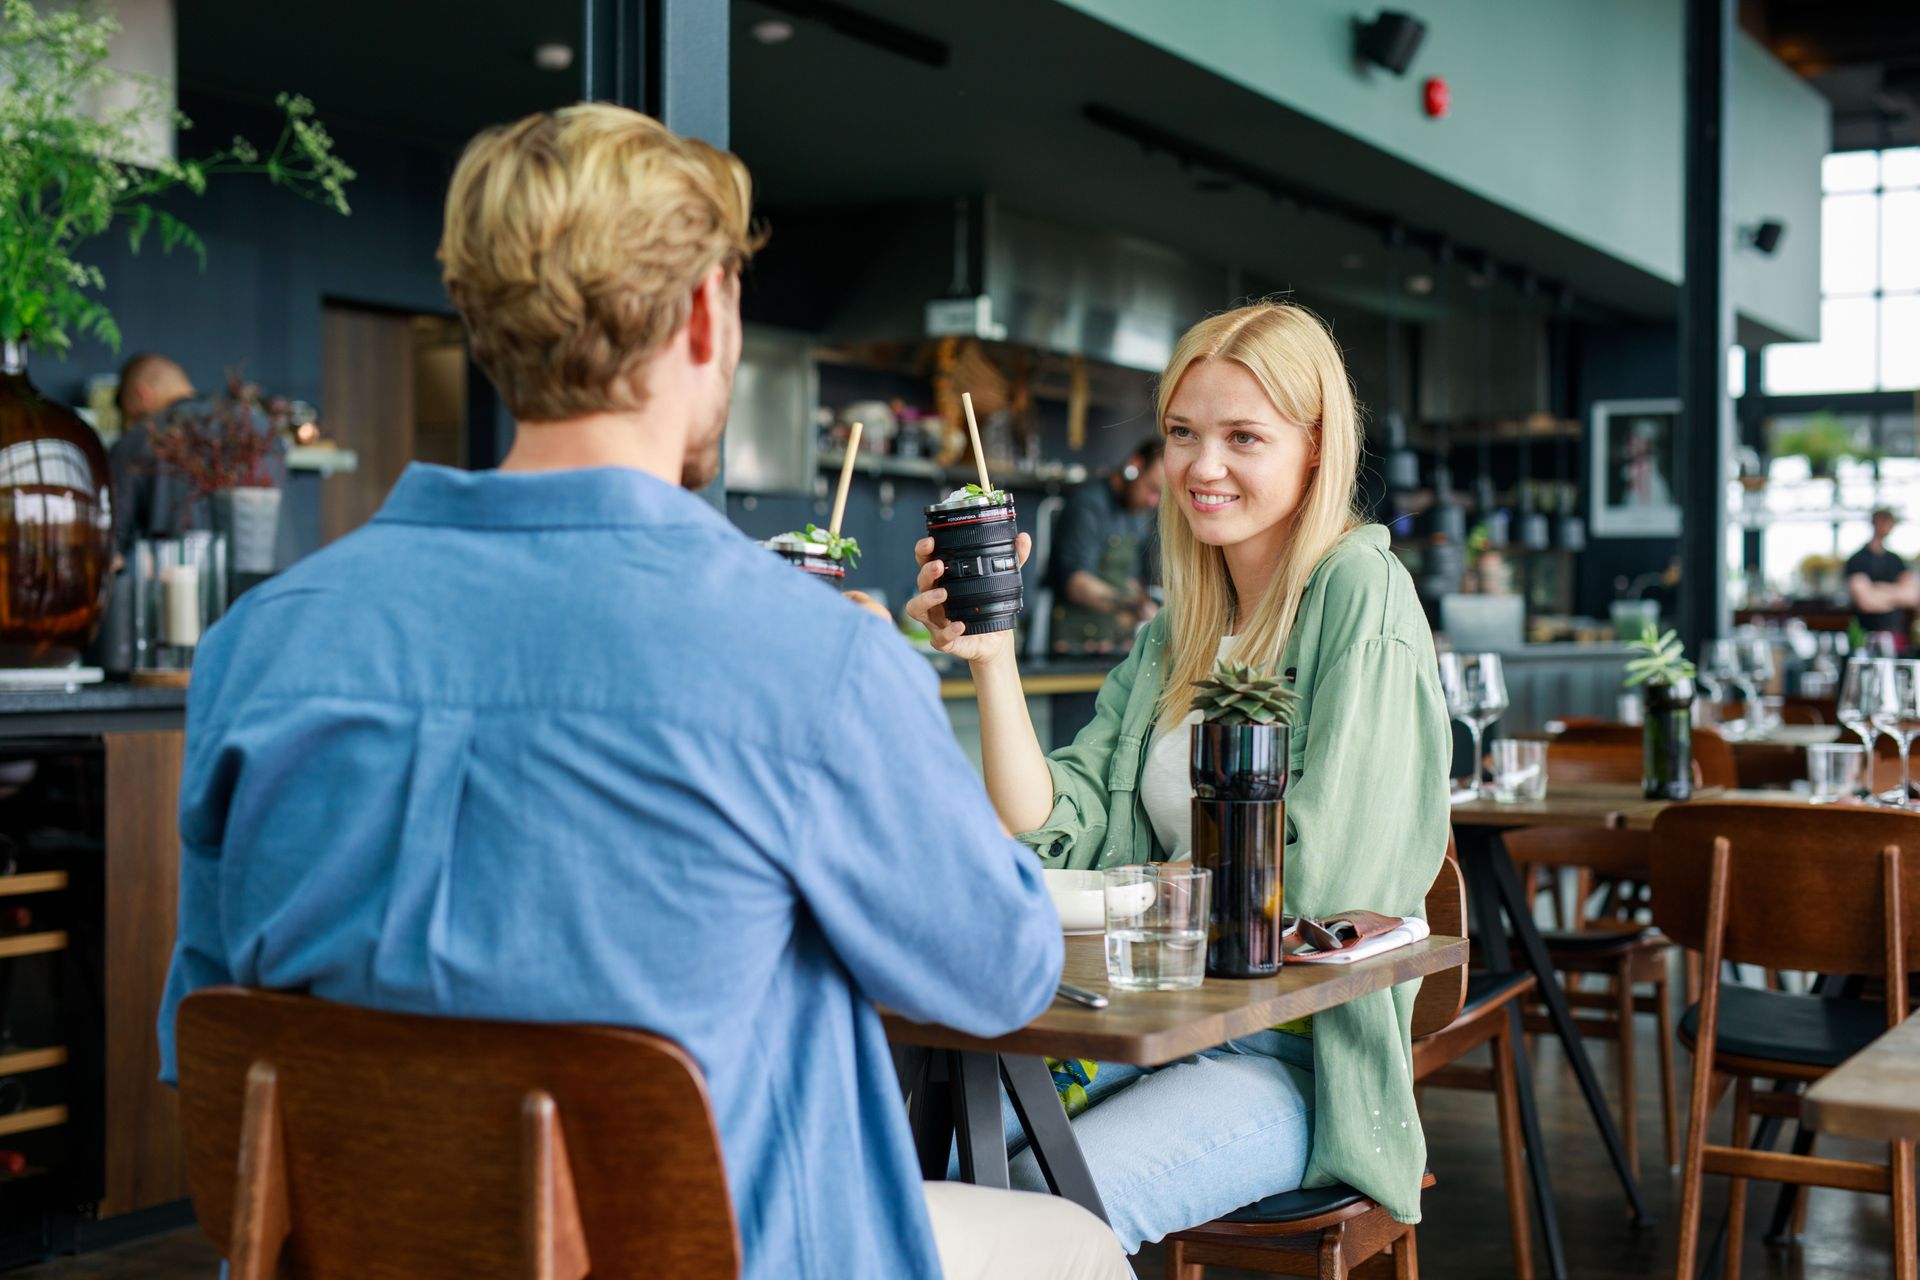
[161,563,201,648]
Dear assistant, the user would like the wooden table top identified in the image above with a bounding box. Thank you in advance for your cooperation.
[1804,1016,1920,1142]
[1450,784,1664,830]
[882,934,1467,1067]
[1451,785,1831,832]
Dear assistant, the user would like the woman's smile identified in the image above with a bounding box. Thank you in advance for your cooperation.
[1189,490,1240,513]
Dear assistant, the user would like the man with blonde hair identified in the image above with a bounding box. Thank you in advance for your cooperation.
[156,105,1126,1280]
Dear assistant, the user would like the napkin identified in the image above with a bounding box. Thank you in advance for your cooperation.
[1285,916,1431,965]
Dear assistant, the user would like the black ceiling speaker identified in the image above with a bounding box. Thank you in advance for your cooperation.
[1355,10,1427,76]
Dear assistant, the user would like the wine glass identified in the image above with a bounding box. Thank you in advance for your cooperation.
[1839,657,1899,803]
[1738,635,1778,731]
[1700,639,1745,725]
[1867,658,1920,807]
[1438,652,1509,798]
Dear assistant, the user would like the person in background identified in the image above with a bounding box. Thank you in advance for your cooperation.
[108,353,199,555]
[154,104,1127,1280]
[1847,507,1917,647]
[1049,437,1164,652]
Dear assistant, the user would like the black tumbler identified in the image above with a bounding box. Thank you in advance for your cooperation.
[924,491,1023,635]
[762,533,847,584]
[1190,721,1289,978]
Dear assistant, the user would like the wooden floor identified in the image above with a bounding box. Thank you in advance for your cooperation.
[11,992,1900,1279]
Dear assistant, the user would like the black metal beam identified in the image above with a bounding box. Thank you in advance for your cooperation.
[579,0,731,508]
[748,0,949,69]
[1678,0,1734,652]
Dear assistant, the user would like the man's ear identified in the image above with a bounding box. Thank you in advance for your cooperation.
[686,265,731,366]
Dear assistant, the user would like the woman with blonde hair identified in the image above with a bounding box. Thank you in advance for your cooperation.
[906,301,1451,1252]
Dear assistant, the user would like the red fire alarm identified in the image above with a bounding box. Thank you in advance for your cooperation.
[1423,76,1450,119]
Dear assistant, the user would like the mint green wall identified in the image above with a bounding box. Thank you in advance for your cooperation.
[1731,33,1826,343]
[1057,0,1827,339]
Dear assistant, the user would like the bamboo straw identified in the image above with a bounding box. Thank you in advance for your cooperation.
[960,391,992,492]
[828,421,863,538]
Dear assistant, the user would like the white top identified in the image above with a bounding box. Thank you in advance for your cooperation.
[1141,636,1236,857]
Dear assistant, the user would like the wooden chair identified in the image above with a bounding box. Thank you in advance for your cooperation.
[1163,854,1471,1279]
[1548,723,1737,789]
[1502,826,1679,1177]
[1409,853,1543,1280]
[176,988,741,1280]
[1649,803,1919,1280]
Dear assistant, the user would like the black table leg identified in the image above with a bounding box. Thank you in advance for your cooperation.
[1001,1053,1109,1222]
[1459,826,1652,1224]
[1504,1002,1570,1280]
[953,1051,1011,1190]
[906,1048,955,1182]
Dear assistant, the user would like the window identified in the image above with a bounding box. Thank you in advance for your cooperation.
[1762,148,1920,395]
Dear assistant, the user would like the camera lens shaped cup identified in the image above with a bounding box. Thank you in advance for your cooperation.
[924,490,1023,635]
[762,533,847,584]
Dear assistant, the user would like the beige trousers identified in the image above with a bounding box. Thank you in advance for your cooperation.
[922,1180,1133,1280]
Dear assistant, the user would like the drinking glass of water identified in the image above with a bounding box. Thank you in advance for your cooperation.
[1806,743,1866,804]
[1103,864,1210,991]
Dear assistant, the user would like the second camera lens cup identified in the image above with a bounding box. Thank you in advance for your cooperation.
[924,490,1023,635]
[762,533,847,584]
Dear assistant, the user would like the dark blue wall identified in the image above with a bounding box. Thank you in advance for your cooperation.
[30,93,459,410]
[1573,321,1681,617]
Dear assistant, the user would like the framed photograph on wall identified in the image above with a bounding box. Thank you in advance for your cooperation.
[1590,398,1682,536]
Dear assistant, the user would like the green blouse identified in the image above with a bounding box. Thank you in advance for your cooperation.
[1016,524,1452,1224]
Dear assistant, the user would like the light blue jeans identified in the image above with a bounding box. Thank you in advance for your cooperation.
[966,1030,1316,1254]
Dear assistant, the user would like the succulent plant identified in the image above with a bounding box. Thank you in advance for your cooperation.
[1623,621,1695,687]
[1190,660,1300,726]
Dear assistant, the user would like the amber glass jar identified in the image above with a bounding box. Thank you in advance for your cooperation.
[0,342,113,665]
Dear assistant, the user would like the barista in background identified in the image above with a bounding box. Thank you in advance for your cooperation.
[109,353,200,556]
[1847,507,1918,647]
[1049,438,1163,652]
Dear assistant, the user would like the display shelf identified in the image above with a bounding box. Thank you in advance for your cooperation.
[0,872,66,898]
[818,450,1087,489]
[0,1046,66,1075]
[0,931,66,960]
[0,1106,65,1139]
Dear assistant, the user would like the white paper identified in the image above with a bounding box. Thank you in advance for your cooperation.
[1288,917,1431,965]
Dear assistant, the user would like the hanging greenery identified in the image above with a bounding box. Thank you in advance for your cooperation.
[0,0,354,354]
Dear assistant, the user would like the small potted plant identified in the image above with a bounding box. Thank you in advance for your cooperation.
[1189,660,1299,978]
[1624,622,1697,800]
[762,523,861,583]
[145,375,283,579]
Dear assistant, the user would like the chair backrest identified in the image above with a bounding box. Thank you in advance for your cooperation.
[1499,825,1653,881]
[1545,740,1705,789]
[1410,843,1468,1039]
[1649,803,1920,978]
[1553,722,1738,788]
[177,989,740,1280]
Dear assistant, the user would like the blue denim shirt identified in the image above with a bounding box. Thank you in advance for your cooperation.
[157,463,1064,1280]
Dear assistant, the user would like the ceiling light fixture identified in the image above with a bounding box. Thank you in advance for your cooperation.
[532,43,574,72]
[749,18,795,44]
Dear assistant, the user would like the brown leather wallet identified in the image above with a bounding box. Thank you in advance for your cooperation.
[1283,910,1405,956]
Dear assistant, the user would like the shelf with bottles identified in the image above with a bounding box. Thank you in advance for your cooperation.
[817,449,1088,491]
[0,1105,65,1139]
[0,871,65,898]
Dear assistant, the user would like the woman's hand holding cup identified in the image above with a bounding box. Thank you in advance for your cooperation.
[905,532,1031,666]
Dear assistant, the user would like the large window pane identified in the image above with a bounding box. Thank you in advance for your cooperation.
[1883,295,1920,391]
[1825,151,1881,193]
[1884,191,1920,291]
[1884,147,1920,191]
[1824,193,1880,294]
[1764,297,1879,393]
